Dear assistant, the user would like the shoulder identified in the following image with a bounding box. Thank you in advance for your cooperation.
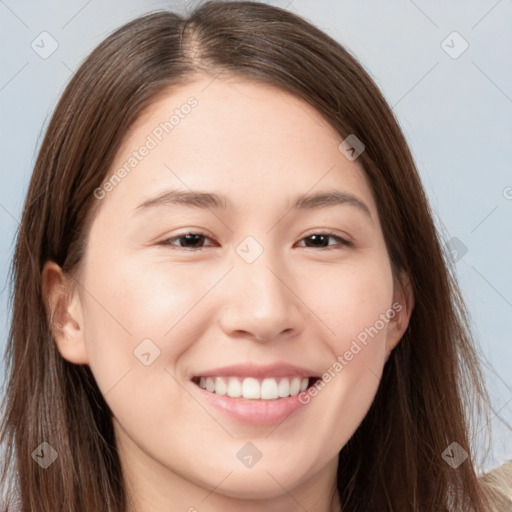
[480,461,512,508]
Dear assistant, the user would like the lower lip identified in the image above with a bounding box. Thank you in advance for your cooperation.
[190,382,309,425]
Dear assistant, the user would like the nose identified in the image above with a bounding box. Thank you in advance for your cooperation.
[218,252,305,344]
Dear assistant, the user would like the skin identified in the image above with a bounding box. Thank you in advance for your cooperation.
[43,74,413,512]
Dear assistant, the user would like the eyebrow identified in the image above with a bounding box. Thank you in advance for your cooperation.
[133,189,372,220]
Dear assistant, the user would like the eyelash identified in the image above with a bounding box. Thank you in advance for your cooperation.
[158,230,352,251]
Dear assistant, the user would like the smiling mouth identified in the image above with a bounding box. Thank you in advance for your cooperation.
[191,376,320,400]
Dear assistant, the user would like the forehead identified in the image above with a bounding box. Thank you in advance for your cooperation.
[97,75,376,218]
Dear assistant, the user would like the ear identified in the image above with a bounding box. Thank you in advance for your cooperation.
[385,270,414,358]
[42,261,89,365]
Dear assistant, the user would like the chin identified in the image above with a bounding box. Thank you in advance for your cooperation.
[203,468,307,500]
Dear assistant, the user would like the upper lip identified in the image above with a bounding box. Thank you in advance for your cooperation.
[191,363,321,379]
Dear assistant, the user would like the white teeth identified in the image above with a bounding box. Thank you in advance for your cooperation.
[278,378,290,397]
[198,376,310,400]
[215,377,227,396]
[242,377,260,399]
[227,377,242,398]
[290,377,301,396]
[261,378,279,399]
[205,377,215,392]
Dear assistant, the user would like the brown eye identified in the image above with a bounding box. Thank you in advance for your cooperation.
[160,232,216,250]
[298,233,351,250]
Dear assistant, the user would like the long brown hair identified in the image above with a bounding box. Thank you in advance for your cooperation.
[0,1,500,510]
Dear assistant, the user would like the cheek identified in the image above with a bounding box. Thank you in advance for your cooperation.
[302,254,394,349]
[78,255,214,451]
[292,257,394,452]
[78,249,220,398]
[84,248,215,336]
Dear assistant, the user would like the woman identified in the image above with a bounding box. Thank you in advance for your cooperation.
[0,1,507,510]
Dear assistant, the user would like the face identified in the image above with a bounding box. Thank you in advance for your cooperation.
[45,75,412,509]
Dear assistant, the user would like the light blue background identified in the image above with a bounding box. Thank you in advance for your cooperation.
[1,0,510,472]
